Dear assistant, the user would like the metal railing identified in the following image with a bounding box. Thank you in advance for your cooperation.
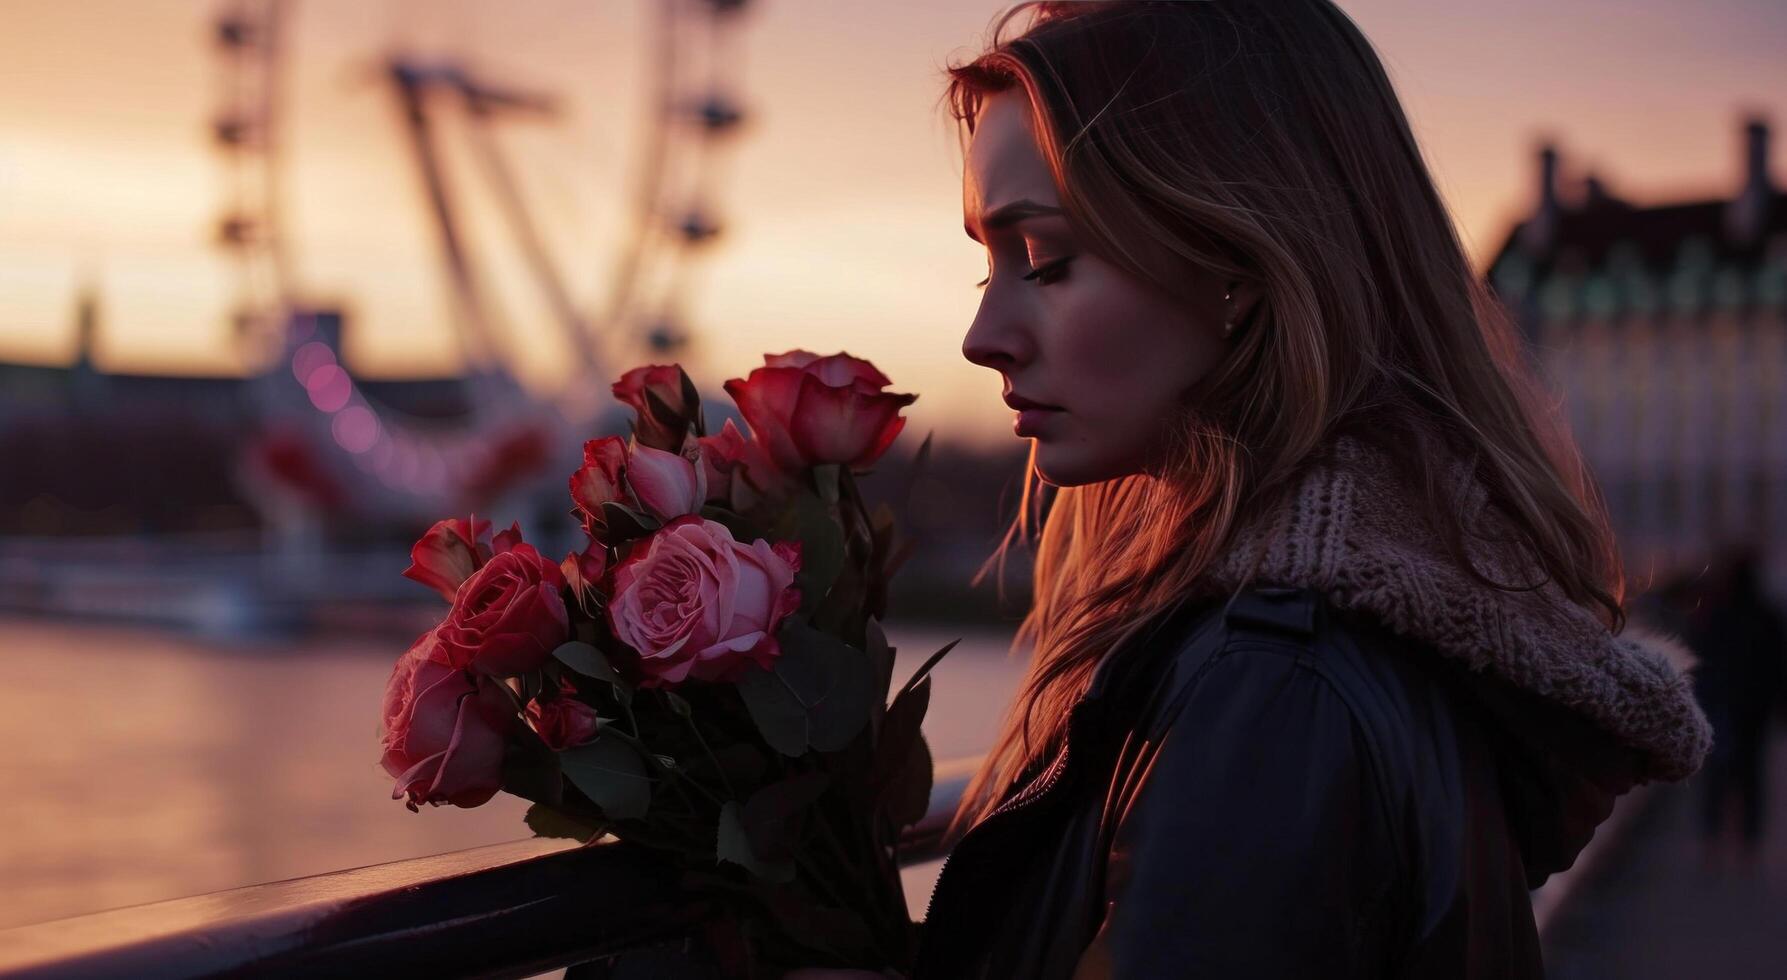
[0,751,1651,978]
[0,769,976,980]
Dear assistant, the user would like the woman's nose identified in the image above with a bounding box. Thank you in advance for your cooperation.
[961,304,1032,371]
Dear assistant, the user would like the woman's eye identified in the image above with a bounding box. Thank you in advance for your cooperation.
[1022,256,1073,286]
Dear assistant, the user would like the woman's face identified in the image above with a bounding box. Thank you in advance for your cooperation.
[960,91,1255,487]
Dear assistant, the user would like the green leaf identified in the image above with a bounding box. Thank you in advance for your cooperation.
[740,772,832,864]
[502,735,564,806]
[559,734,654,821]
[524,802,606,843]
[864,617,896,743]
[897,639,960,702]
[811,463,841,504]
[882,729,933,830]
[875,675,933,829]
[600,500,662,542]
[735,620,875,757]
[767,490,845,612]
[664,690,693,718]
[680,370,704,433]
[553,641,633,708]
[710,742,769,789]
[552,641,622,685]
[716,800,795,883]
[811,555,867,639]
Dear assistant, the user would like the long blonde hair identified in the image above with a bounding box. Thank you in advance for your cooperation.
[940,0,1624,834]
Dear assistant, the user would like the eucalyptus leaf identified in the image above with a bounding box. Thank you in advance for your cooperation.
[740,772,831,864]
[717,800,795,883]
[735,621,874,756]
[559,734,654,821]
[552,641,623,685]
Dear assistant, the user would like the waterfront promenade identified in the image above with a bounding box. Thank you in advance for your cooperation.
[1545,728,1787,978]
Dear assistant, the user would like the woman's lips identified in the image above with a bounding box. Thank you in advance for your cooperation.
[1013,406,1063,437]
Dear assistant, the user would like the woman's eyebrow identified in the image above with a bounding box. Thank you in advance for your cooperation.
[964,199,1065,243]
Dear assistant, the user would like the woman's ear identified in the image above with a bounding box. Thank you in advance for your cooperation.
[1226,280,1264,332]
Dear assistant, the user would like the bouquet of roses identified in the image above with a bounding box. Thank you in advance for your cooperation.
[376,351,950,974]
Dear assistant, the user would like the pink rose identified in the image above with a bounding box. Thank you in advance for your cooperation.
[437,541,569,677]
[722,350,916,473]
[569,436,706,531]
[612,364,699,451]
[607,515,802,687]
[525,676,602,750]
[380,631,513,811]
[402,515,494,602]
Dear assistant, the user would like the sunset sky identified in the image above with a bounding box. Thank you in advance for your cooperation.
[2,0,1783,445]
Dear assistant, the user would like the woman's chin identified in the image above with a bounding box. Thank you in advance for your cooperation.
[1032,446,1127,488]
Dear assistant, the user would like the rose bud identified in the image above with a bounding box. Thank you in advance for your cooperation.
[612,363,702,451]
[380,631,513,811]
[606,516,802,687]
[525,677,603,751]
[699,417,783,510]
[492,520,525,555]
[561,544,608,596]
[437,544,569,677]
[402,515,494,602]
[625,441,706,522]
[723,350,916,474]
[569,436,629,537]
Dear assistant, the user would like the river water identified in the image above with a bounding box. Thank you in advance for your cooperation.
[0,615,1025,932]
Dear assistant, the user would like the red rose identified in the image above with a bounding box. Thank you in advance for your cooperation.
[607,516,801,687]
[493,520,525,555]
[569,435,706,530]
[380,631,513,811]
[569,436,629,535]
[402,515,493,602]
[696,418,776,509]
[437,541,569,677]
[525,676,602,750]
[612,364,699,451]
[722,350,916,473]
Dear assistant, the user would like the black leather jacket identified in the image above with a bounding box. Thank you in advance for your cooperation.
[912,586,1642,979]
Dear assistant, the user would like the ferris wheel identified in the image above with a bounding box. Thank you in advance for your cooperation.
[207,0,756,524]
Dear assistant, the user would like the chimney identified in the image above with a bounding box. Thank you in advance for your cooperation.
[1520,141,1561,253]
[1726,115,1773,245]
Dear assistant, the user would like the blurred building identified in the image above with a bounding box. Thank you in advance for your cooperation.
[1488,116,1787,579]
[0,300,479,538]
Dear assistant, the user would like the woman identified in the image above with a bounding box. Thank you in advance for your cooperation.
[799,1,1710,977]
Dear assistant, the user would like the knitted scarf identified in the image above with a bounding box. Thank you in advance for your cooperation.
[1199,434,1712,784]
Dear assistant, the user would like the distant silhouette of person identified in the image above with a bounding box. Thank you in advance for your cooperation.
[1686,548,1787,860]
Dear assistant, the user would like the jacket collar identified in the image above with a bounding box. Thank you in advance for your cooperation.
[1195,433,1711,785]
